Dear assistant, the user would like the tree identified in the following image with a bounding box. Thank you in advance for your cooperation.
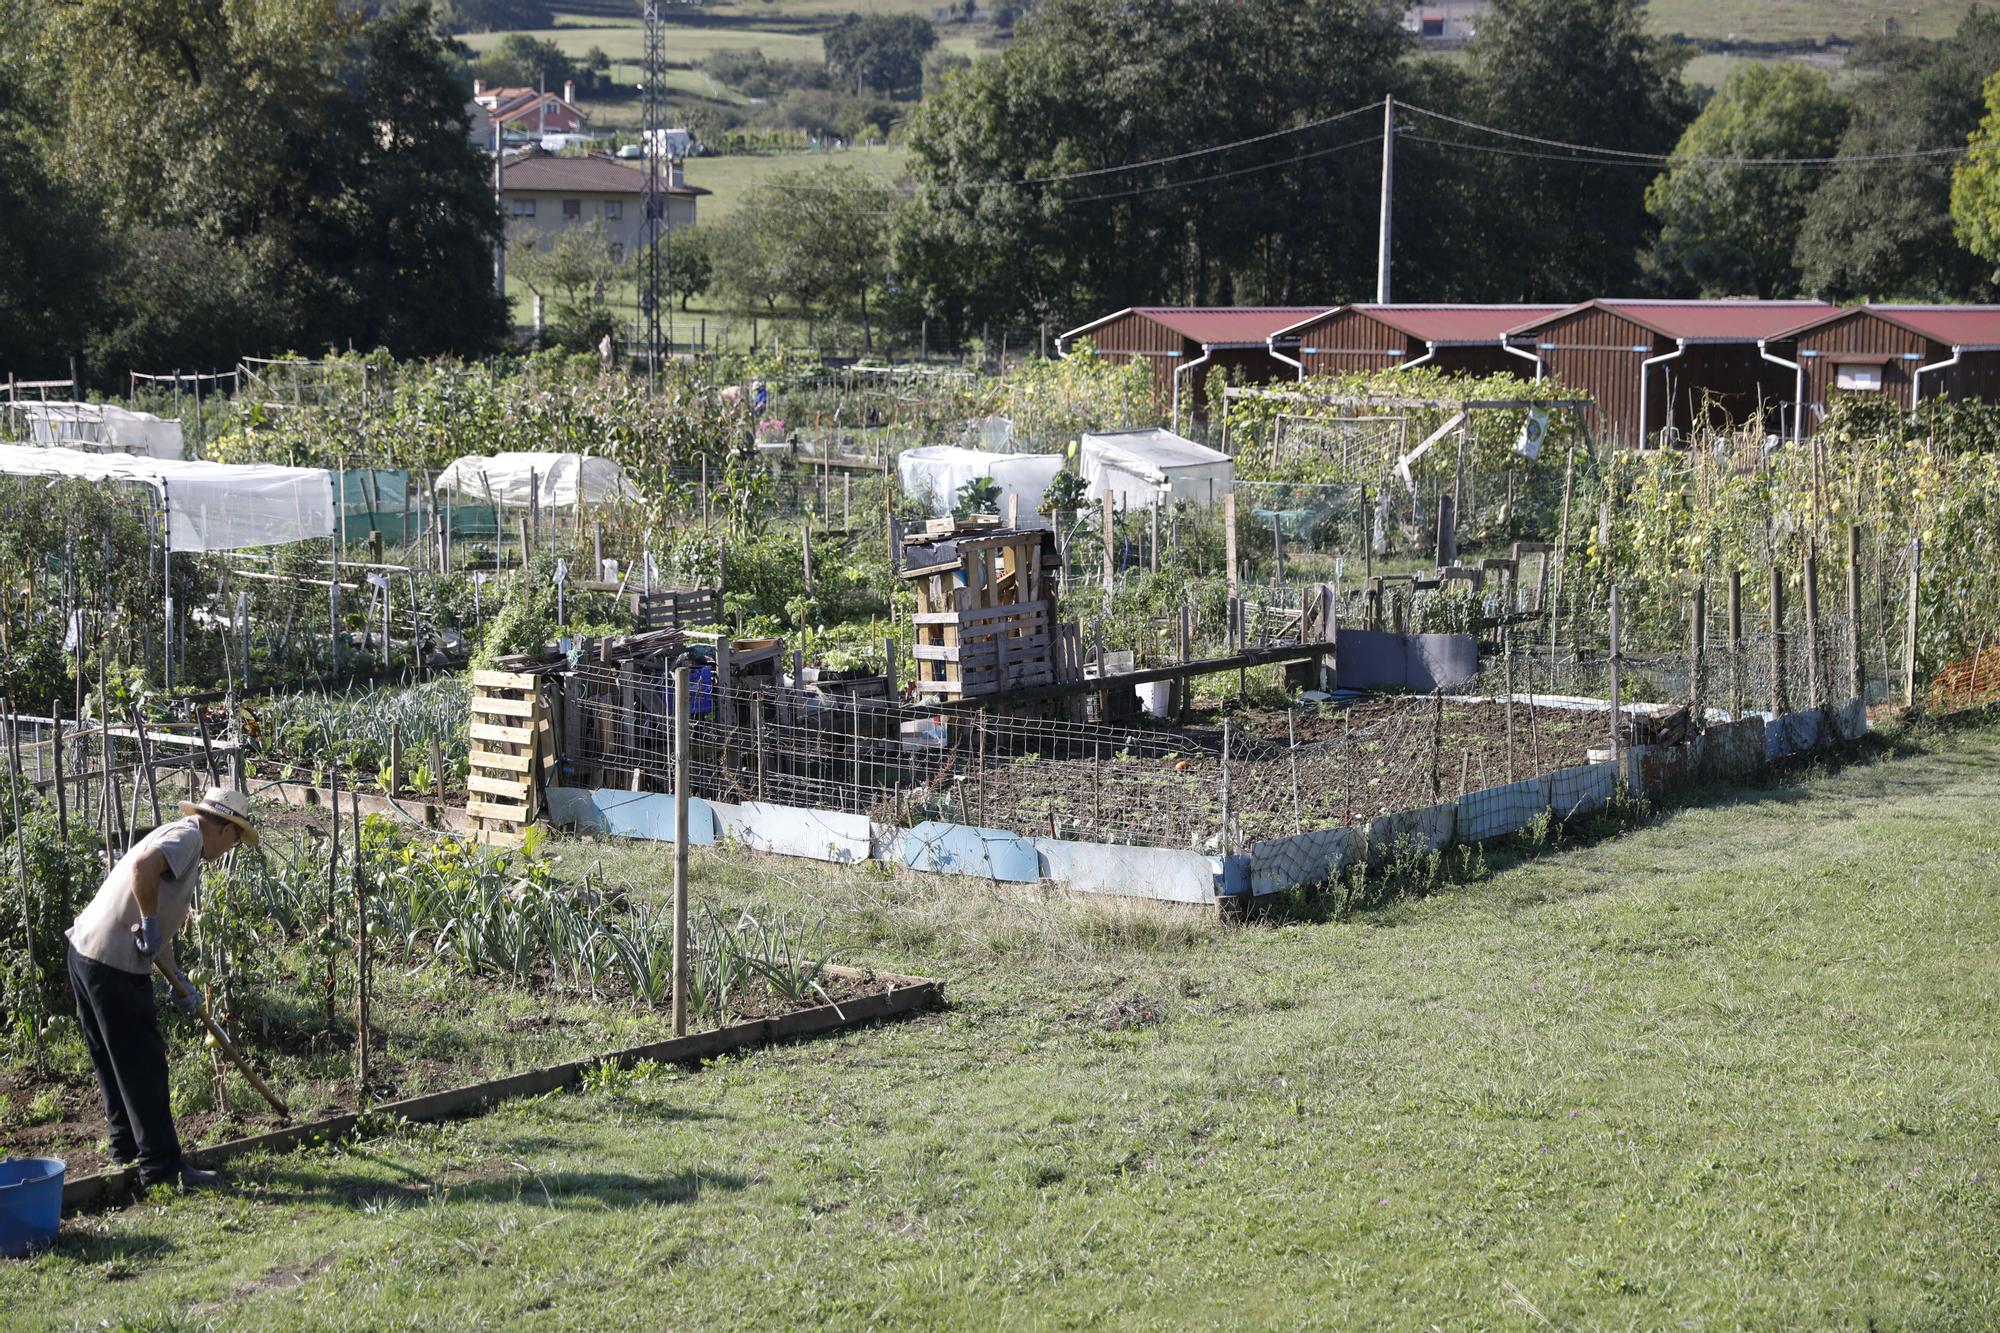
[823,14,937,98]
[0,50,104,379]
[1467,0,1697,300]
[1797,9,2000,301]
[1645,64,1849,298]
[714,166,892,346]
[1952,70,2000,277]
[476,34,577,92]
[896,0,1409,336]
[667,226,714,311]
[434,0,555,34]
[515,221,622,351]
[31,0,505,376]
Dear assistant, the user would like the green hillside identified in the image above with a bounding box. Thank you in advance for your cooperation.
[1643,0,1978,44]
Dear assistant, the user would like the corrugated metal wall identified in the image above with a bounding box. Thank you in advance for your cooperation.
[1433,345,1532,380]
[1932,349,2000,404]
[1528,307,1658,446]
[1664,346,1799,439]
[1795,313,1928,428]
[1077,311,1191,413]
[1297,311,1410,376]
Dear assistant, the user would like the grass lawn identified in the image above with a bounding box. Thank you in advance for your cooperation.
[1644,0,1976,43]
[7,720,1998,1327]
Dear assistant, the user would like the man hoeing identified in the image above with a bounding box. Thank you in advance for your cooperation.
[65,787,258,1190]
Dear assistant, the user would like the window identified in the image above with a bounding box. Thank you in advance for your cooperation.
[509,197,535,217]
[563,198,582,220]
[1421,16,1444,36]
[603,200,623,221]
[1836,364,1883,391]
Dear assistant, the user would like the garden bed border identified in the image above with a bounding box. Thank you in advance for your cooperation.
[59,964,939,1216]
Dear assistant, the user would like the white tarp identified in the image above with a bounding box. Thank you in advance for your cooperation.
[0,444,334,552]
[1079,428,1234,509]
[897,446,1063,525]
[433,452,640,509]
[16,403,184,460]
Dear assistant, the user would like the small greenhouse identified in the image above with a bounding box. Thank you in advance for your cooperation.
[1078,429,1234,509]
[897,446,1065,525]
[433,452,641,510]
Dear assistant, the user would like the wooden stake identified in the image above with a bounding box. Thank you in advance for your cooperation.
[1770,564,1788,716]
[1689,583,1706,721]
[1904,538,1921,707]
[1804,549,1823,710]
[1727,569,1743,720]
[1847,524,1864,705]
[352,786,368,1095]
[1608,584,1623,761]
[671,666,690,1038]
[1287,707,1302,835]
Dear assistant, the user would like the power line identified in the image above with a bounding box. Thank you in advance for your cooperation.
[1397,100,1968,168]
[1058,130,1384,205]
[758,101,1384,197]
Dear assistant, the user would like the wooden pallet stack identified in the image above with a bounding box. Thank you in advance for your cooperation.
[638,587,718,632]
[467,669,555,846]
[902,520,1066,701]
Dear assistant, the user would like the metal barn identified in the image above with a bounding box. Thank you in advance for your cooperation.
[1267,304,1561,380]
[1055,307,1329,427]
[1504,299,1835,446]
[1768,305,2000,436]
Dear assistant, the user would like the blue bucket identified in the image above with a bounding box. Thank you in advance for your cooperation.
[0,1158,65,1258]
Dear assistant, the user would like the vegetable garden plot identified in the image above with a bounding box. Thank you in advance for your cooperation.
[0,813,891,1179]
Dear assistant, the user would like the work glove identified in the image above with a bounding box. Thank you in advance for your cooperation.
[161,962,203,1015]
[131,916,164,961]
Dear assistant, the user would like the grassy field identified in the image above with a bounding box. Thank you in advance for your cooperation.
[1645,0,1978,43]
[5,718,1997,1327]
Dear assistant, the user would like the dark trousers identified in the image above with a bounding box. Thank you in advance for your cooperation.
[68,944,183,1183]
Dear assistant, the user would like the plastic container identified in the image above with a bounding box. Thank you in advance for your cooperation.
[1135,681,1172,719]
[0,1157,64,1258]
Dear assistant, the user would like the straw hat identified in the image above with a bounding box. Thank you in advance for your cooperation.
[178,787,259,848]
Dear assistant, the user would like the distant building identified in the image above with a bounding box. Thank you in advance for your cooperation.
[1268,304,1563,380]
[501,153,708,262]
[471,80,589,147]
[1401,0,1487,45]
[1056,307,1331,424]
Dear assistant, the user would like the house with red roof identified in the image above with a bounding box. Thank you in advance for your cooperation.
[1268,305,1562,381]
[1503,299,1837,446]
[1764,305,2000,435]
[1055,307,1331,426]
[471,80,589,145]
[502,152,708,263]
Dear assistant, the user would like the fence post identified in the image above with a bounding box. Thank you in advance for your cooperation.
[671,666,690,1038]
[1727,569,1743,721]
[1287,706,1303,835]
[1220,718,1232,855]
[1689,582,1706,722]
[1608,584,1622,763]
[1904,538,1921,708]
[1224,490,1238,605]
[1770,565,1788,716]
[1103,488,1118,616]
[1847,524,1864,705]
[1503,631,1516,784]
[1804,548,1823,711]
[352,788,369,1095]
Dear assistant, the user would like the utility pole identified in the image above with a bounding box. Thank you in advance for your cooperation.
[1376,94,1393,304]
[641,1,667,389]
[492,118,506,302]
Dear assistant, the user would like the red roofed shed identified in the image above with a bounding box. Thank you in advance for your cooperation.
[1507,299,1836,445]
[1269,305,1562,380]
[1768,305,2000,434]
[1056,307,1329,425]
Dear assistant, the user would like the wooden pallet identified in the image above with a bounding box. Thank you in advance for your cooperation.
[637,587,718,632]
[468,669,552,846]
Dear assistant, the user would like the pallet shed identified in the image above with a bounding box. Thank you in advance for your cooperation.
[901,520,1067,700]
